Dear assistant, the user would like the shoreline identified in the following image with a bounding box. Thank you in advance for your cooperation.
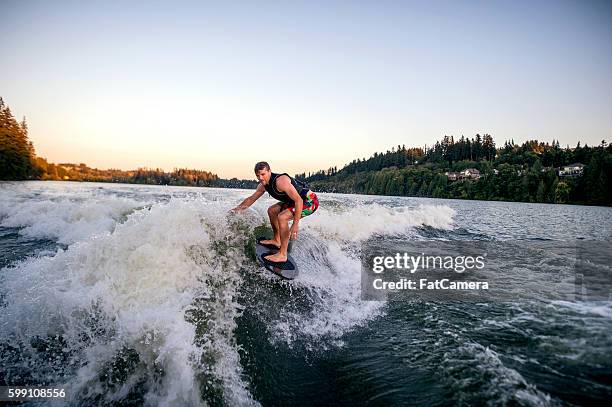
[4,179,610,208]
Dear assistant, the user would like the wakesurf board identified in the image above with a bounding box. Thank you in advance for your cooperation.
[255,236,299,280]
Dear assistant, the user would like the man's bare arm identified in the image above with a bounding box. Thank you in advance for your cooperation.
[276,176,304,224]
[231,183,265,212]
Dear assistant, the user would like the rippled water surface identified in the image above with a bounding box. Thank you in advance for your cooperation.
[1,181,611,406]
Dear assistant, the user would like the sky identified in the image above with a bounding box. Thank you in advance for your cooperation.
[1,0,611,179]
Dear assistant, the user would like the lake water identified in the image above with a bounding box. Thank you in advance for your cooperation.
[1,181,611,406]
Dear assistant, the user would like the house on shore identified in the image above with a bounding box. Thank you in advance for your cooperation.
[559,163,585,177]
[445,171,461,181]
[461,168,481,180]
[445,168,481,181]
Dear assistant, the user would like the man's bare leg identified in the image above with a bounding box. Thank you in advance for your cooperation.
[264,210,292,263]
[260,204,282,248]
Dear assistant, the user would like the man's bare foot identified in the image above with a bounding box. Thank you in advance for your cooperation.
[259,239,280,248]
[264,252,287,263]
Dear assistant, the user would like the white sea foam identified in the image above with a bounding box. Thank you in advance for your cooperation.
[0,196,142,245]
[270,203,456,348]
[305,203,455,241]
[1,183,459,404]
[270,238,385,349]
[0,198,257,406]
[444,342,553,406]
[550,300,612,318]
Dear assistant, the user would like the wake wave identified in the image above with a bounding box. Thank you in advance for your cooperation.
[0,195,142,245]
[305,202,455,241]
[0,184,457,405]
[281,203,455,342]
[1,199,256,406]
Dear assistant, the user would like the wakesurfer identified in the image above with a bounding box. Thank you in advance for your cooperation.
[231,161,319,265]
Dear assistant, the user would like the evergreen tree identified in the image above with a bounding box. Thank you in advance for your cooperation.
[0,98,38,179]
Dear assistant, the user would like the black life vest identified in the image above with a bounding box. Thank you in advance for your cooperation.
[264,172,310,204]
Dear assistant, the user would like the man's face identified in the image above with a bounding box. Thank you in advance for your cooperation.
[255,168,271,185]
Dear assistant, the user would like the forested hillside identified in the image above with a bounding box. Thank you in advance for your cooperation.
[297,135,611,205]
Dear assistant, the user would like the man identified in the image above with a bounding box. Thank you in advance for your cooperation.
[231,161,319,264]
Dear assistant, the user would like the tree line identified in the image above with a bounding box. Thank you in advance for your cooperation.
[2,96,609,204]
[298,135,611,206]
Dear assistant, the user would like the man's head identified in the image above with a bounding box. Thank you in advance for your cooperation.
[254,161,271,185]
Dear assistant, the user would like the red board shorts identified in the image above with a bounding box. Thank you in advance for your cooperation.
[279,191,319,217]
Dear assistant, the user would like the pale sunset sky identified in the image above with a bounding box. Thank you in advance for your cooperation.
[1,0,611,179]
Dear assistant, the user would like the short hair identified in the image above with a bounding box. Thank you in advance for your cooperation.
[254,161,270,173]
